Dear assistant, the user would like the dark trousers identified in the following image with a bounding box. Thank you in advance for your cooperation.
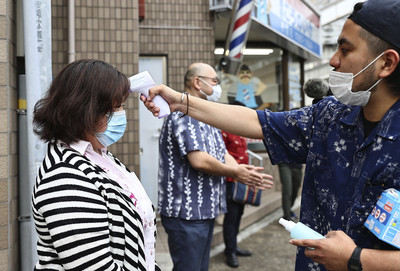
[161,215,215,271]
[278,164,303,220]
[223,181,245,254]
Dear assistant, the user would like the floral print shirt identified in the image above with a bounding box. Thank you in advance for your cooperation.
[258,96,400,271]
[158,112,227,220]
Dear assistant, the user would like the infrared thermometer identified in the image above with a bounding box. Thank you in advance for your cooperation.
[129,71,171,118]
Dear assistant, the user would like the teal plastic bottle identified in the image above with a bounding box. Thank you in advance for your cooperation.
[279,218,325,239]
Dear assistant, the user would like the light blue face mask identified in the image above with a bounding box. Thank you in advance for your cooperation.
[96,110,127,147]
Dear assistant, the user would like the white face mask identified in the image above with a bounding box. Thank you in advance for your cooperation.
[199,78,222,102]
[329,52,385,106]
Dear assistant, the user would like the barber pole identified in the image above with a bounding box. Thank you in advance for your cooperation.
[224,0,254,74]
[229,0,253,59]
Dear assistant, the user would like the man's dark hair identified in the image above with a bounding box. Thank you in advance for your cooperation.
[350,2,400,95]
[33,59,130,144]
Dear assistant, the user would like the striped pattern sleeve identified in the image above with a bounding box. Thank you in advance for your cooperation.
[32,143,146,270]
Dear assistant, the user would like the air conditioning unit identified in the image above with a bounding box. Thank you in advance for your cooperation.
[209,0,233,11]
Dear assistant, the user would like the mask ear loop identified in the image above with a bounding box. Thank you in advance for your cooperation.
[364,78,383,92]
[198,77,213,88]
[198,77,214,96]
[353,51,386,78]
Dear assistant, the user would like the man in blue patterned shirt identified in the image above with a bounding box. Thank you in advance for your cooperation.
[158,62,273,271]
[144,1,400,270]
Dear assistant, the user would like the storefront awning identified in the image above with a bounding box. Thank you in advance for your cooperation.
[212,0,322,61]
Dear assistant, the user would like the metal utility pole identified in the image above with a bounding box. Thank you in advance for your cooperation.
[19,1,52,269]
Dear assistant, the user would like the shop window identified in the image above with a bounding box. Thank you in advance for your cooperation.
[215,48,283,112]
[288,54,302,109]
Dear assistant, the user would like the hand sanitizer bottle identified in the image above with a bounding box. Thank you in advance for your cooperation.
[279,218,325,239]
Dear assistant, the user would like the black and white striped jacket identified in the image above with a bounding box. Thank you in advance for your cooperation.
[32,142,148,270]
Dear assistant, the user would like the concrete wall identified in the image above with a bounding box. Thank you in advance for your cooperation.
[51,0,141,172]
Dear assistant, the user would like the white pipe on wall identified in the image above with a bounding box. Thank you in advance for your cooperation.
[68,0,75,63]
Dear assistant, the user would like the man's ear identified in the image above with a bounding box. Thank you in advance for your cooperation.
[379,49,400,78]
[193,77,202,90]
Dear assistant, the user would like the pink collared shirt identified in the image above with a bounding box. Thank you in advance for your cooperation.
[66,140,156,271]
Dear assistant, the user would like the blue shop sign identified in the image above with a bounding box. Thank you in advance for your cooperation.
[254,0,321,58]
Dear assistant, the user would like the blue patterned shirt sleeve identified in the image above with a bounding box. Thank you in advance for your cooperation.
[257,96,400,271]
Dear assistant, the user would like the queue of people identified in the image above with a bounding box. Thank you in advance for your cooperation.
[31,59,273,271]
[141,1,400,270]
[31,1,400,270]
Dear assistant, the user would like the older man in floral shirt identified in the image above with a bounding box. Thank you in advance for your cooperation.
[158,63,272,271]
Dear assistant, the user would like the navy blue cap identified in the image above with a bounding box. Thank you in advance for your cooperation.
[349,0,400,49]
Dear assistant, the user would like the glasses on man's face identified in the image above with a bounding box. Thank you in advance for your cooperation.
[198,76,220,85]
